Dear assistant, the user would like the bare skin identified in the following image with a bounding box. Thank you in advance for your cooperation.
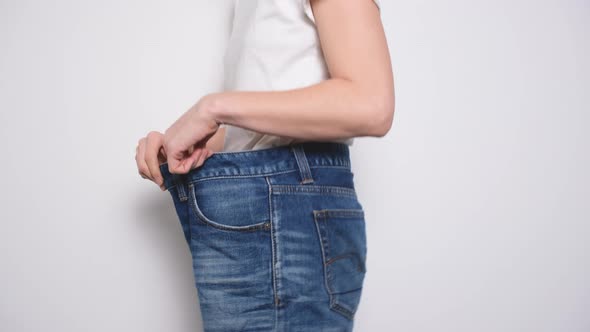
[136,0,395,191]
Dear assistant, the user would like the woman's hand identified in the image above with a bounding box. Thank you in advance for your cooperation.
[135,96,220,191]
[135,131,169,191]
[162,96,220,175]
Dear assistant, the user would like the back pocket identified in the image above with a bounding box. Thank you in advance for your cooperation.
[312,208,367,320]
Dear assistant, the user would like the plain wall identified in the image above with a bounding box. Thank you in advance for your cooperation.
[0,1,588,331]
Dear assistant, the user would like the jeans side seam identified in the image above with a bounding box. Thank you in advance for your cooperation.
[266,176,282,311]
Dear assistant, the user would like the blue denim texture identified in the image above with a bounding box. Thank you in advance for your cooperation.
[159,141,367,331]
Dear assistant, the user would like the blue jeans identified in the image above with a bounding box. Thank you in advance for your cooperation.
[159,141,367,331]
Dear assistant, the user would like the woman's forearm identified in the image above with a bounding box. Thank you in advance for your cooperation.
[205,77,394,142]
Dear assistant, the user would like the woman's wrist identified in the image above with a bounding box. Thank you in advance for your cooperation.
[199,92,231,128]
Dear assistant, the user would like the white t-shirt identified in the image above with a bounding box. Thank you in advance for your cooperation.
[221,0,381,152]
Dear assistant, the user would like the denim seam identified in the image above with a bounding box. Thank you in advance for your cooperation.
[331,303,355,320]
[271,185,358,197]
[314,209,365,218]
[309,165,351,170]
[186,169,299,185]
[266,176,282,310]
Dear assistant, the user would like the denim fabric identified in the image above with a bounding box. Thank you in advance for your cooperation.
[159,141,367,332]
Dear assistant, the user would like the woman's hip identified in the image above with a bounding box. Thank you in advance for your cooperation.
[159,141,367,330]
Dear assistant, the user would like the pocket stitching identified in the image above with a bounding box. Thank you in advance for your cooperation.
[313,208,366,320]
[272,184,357,197]
[188,182,270,233]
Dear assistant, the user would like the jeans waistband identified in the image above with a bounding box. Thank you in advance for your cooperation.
[159,141,352,192]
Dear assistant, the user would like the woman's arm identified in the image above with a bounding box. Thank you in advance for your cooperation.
[206,0,395,140]
[161,0,394,174]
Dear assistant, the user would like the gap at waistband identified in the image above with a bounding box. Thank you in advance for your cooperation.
[158,141,351,190]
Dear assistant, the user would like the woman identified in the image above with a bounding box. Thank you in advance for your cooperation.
[135,0,394,330]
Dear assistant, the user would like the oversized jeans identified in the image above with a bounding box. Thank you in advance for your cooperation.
[159,141,368,331]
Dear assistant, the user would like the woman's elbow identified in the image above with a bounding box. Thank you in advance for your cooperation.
[365,92,395,137]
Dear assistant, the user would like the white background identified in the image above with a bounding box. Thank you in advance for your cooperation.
[1,1,588,331]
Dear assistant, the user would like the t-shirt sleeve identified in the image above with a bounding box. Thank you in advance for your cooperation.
[301,0,381,24]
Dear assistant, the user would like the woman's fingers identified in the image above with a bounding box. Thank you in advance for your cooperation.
[158,146,167,164]
[135,132,169,191]
[195,148,215,169]
[190,148,203,170]
[163,100,220,174]
[195,148,207,169]
[136,137,153,181]
[144,131,165,189]
[137,131,215,191]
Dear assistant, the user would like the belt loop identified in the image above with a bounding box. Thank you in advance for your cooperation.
[173,174,188,202]
[291,144,314,184]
